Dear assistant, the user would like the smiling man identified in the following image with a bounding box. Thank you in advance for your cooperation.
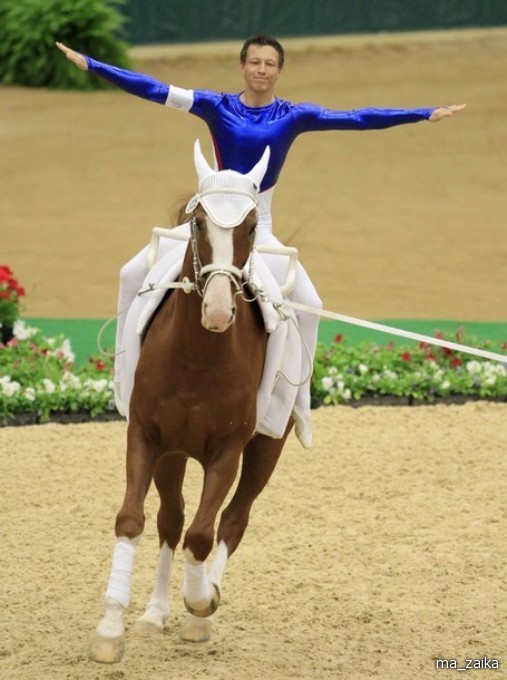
[56,34,464,448]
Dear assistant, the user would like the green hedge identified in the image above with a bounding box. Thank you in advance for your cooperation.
[0,0,131,90]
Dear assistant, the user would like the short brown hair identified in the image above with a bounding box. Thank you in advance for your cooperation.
[240,34,285,68]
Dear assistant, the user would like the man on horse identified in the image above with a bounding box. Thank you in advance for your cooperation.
[56,35,465,448]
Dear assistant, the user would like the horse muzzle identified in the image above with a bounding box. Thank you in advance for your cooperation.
[201,300,236,332]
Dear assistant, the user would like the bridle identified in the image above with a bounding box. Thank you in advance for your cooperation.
[188,213,255,301]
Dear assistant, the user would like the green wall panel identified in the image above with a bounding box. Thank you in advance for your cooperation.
[122,0,507,46]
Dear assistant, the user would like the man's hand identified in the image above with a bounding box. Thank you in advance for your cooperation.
[429,104,466,122]
[55,42,88,70]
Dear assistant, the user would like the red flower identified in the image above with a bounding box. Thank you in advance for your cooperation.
[334,333,343,344]
[401,351,411,362]
[0,266,12,283]
[451,357,462,369]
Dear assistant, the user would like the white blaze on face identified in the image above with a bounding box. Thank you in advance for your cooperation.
[201,217,236,332]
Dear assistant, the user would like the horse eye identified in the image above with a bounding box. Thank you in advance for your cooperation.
[249,225,257,236]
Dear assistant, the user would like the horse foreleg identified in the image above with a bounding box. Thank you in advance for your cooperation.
[136,455,187,633]
[181,449,241,641]
[90,424,156,663]
[89,536,140,663]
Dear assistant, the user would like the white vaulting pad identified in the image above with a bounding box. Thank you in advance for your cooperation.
[118,249,303,439]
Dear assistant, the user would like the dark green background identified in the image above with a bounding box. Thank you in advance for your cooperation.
[121,0,507,45]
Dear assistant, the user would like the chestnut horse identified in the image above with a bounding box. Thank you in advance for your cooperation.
[90,142,294,663]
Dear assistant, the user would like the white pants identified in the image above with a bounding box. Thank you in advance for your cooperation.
[115,224,322,419]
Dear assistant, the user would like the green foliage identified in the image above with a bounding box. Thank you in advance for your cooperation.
[0,322,115,422]
[1,322,506,425]
[0,0,131,90]
[312,331,507,406]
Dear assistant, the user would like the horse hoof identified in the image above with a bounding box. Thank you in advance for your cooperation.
[89,632,125,664]
[183,583,220,618]
[181,613,213,642]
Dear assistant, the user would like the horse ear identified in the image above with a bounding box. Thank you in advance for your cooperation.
[245,146,271,189]
[194,139,214,182]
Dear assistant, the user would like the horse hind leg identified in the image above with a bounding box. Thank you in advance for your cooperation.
[135,454,187,634]
[217,428,291,556]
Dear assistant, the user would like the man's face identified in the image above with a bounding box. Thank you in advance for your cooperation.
[241,45,282,96]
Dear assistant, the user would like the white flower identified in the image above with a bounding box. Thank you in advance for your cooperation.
[60,373,81,390]
[13,320,38,340]
[42,378,56,394]
[441,380,450,390]
[0,376,21,397]
[358,363,368,375]
[84,378,109,393]
[342,388,352,400]
[49,338,75,363]
[466,360,482,375]
[24,387,36,402]
[321,376,334,391]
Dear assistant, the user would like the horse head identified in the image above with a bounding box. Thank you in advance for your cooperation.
[185,140,270,333]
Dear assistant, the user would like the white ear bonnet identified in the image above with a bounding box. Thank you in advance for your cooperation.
[185,140,271,228]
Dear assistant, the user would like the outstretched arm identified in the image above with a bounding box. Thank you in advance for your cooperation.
[56,42,88,70]
[429,104,467,122]
[55,42,169,104]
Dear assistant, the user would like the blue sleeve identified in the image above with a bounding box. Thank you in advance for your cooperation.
[293,103,434,131]
[85,56,169,104]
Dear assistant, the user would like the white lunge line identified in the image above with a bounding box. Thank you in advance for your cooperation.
[285,301,507,365]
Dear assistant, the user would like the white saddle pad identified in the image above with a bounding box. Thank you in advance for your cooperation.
[118,247,303,440]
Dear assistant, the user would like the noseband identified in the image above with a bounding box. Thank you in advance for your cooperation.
[189,215,253,299]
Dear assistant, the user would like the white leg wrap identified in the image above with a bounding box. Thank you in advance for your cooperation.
[183,549,212,605]
[105,537,139,609]
[146,542,173,618]
[208,541,228,589]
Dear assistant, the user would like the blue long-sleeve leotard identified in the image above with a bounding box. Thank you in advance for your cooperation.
[86,56,434,192]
